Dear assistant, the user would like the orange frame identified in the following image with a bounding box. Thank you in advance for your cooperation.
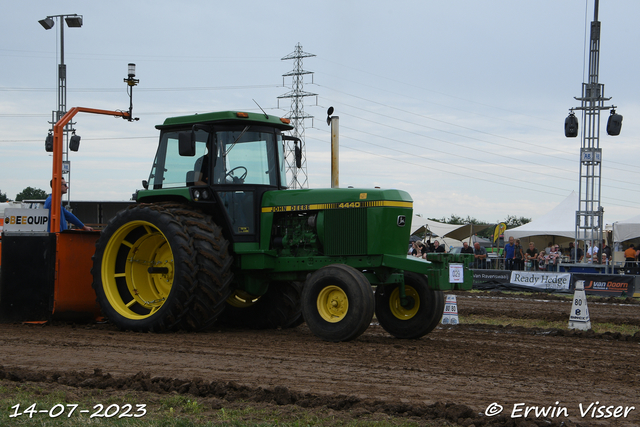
[53,232,102,317]
[48,107,130,318]
[50,107,130,232]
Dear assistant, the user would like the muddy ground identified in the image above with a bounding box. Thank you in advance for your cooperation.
[1,291,639,426]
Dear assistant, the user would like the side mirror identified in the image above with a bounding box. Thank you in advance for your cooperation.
[295,142,302,168]
[178,130,196,156]
[283,135,302,168]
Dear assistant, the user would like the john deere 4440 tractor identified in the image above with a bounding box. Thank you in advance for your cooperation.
[91,110,472,341]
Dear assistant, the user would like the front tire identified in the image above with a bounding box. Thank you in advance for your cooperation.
[375,271,444,339]
[301,264,374,342]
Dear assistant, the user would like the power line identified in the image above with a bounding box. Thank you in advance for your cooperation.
[0,84,282,93]
[325,104,640,192]
[306,128,640,209]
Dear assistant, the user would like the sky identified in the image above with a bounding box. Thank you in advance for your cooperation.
[2,0,640,225]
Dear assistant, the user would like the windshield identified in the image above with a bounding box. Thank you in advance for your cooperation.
[149,126,286,189]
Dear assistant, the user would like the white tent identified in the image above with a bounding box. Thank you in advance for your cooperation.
[444,223,492,241]
[612,214,640,243]
[411,217,460,238]
[411,217,491,242]
[504,191,578,245]
[408,217,463,252]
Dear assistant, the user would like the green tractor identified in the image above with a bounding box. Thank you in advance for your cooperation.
[91,110,472,341]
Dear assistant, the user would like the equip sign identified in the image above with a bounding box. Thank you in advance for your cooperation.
[3,208,49,232]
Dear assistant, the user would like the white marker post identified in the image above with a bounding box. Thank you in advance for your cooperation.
[441,294,459,324]
[569,280,591,330]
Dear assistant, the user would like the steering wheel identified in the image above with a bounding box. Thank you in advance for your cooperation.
[226,166,248,183]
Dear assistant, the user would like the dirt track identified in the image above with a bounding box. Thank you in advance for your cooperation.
[1,292,639,426]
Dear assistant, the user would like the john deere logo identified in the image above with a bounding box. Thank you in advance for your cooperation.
[397,215,406,227]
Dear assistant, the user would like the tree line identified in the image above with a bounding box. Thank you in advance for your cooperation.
[0,188,532,237]
[0,187,48,203]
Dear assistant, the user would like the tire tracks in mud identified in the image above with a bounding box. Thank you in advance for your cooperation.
[0,293,639,426]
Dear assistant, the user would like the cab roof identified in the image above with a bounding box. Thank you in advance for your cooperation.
[156,110,294,131]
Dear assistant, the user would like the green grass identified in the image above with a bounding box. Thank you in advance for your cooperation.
[0,381,448,427]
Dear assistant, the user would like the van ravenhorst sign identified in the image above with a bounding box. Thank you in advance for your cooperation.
[3,208,49,232]
[509,271,571,291]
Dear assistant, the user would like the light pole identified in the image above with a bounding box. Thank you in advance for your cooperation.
[565,0,622,263]
[39,14,83,204]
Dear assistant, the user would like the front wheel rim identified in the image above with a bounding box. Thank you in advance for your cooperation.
[317,285,349,323]
[389,285,421,320]
[101,220,174,320]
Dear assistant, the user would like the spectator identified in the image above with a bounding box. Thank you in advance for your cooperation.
[548,245,561,271]
[586,241,598,264]
[408,241,417,256]
[424,239,434,253]
[44,178,94,232]
[525,242,538,271]
[569,242,584,263]
[473,242,487,269]
[433,240,445,253]
[545,242,553,256]
[410,241,426,258]
[538,251,548,271]
[461,241,474,267]
[504,236,516,271]
[602,240,612,260]
[417,242,429,259]
[461,241,474,254]
[624,244,636,270]
[514,239,524,270]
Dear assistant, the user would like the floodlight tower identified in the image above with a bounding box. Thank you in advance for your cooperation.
[39,14,83,204]
[565,0,622,261]
[278,43,317,189]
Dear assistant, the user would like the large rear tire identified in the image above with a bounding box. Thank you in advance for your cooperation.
[301,264,374,342]
[91,203,232,332]
[375,271,444,339]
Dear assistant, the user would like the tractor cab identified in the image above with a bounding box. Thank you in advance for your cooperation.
[142,111,295,242]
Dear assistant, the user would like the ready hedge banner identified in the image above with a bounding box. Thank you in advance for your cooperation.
[571,274,635,297]
[509,271,572,291]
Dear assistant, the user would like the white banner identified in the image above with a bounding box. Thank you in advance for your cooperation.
[509,271,571,291]
[3,208,49,232]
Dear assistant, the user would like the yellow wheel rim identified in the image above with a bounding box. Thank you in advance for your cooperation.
[226,290,261,308]
[101,220,174,320]
[317,285,348,323]
[389,285,420,320]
